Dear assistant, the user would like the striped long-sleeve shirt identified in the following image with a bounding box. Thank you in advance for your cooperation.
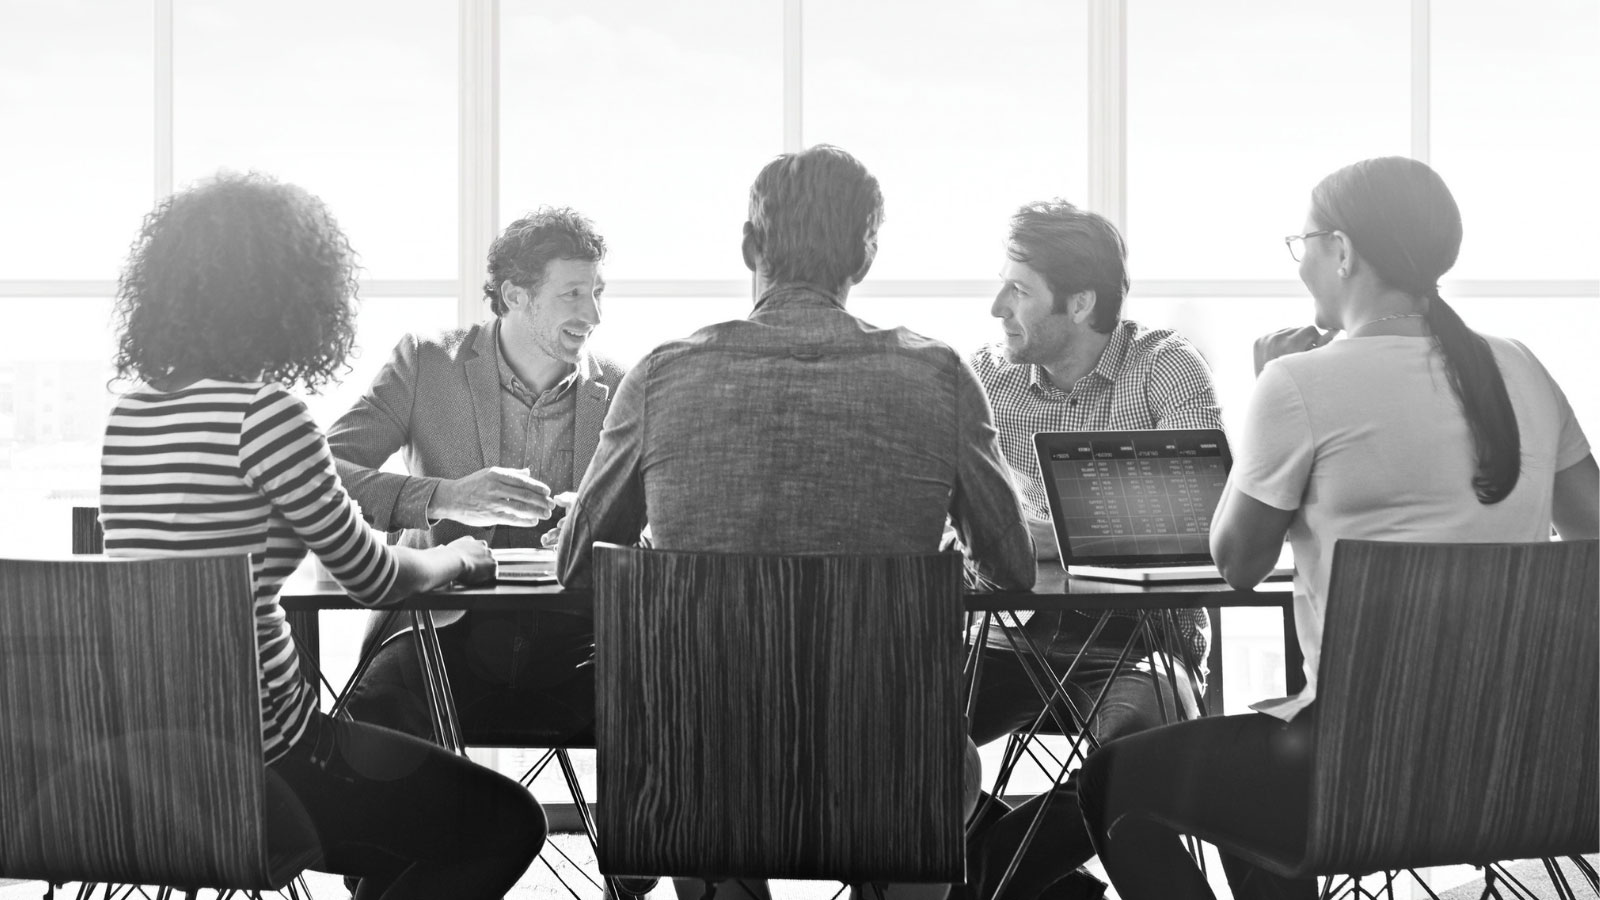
[100,379,399,763]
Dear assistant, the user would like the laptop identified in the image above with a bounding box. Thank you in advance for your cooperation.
[1033,429,1293,584]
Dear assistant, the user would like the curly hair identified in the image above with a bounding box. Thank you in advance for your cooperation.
[111,171,359,393]
[483,207,607,316]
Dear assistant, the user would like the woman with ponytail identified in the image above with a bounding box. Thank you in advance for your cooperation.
[1075,157,1598,900]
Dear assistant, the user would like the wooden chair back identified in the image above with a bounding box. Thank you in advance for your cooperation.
[1302,539,1599,874]
[592,545,967,884]
[71,506,103,554]
[0,555,312,889]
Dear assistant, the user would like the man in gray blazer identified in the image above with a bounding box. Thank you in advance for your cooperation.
[329,207,624,746]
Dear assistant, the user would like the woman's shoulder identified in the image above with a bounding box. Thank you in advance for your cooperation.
[235,382,320,434]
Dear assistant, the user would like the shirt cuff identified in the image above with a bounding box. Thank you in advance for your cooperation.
[396,475,445,528]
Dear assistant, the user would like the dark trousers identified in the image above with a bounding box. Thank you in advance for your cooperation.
[343,609,596,746]
[1078,706,1318,900]
[964,612,1200,900]
[267,712,546,899]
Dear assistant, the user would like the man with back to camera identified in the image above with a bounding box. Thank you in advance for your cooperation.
[960,199,1224,900]
[557,144,1036,900]
[328,206,622,749]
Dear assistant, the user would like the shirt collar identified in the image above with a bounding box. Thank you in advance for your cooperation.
[751,282,849,316]
[1027,319,1132,395]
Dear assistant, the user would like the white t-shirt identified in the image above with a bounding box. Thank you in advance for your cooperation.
[1230,334,1589,720]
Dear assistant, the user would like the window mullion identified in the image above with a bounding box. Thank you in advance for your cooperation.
[459,0,498,328]
[154,0,173,201]
[784,0,803,151]
[1086,0,1126,235]
[1411,0,1430,164]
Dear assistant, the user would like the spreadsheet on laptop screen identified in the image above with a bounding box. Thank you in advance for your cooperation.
[1042,433,1228,559]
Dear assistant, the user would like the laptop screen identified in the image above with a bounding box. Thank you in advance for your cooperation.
[1033,429,1231,566]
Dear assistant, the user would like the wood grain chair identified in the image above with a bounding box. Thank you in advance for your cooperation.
[0,556,321,898]
[72,505,329,769]
[591,544,968,886]
[70,506,104,555]
[1186,539,1599,898]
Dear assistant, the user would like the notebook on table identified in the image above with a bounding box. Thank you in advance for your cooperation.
[492,547,558,583]
[1033,429,1293,585]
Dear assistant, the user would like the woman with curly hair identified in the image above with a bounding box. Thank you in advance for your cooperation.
[99,171,545,899]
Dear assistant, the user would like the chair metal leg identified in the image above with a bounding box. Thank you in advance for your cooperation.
[410,610,464,754]
[537,845,602,899]
[1544,857,1579,900]
[1488,860,1547,900]
[512,745,658,900]
[1402,869,1445,900]
[553,749,656,899]
[1572,855,1600,895]
[517,747,561,789]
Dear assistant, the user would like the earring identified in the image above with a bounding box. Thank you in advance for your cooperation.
[1337,266,1349,278]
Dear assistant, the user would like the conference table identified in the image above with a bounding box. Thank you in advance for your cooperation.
[278,557,1303,724]
[278,557,1299,899]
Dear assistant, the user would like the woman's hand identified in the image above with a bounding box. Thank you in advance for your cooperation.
[446,536,496,585]
[1253,326,1339,377]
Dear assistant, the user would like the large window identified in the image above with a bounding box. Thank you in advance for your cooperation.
[0,2,154,279]
[1127,1,1411,280]
[805,0,1089,281]
[501,0,782,282]
[1432,0,1600,280]
[172,1,458,281]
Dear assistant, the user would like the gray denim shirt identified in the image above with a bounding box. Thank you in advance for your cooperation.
[558,283,1035,591]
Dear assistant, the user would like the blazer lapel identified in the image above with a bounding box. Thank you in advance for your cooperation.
[465,322,501,470]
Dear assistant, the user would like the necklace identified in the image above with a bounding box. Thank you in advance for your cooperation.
[1351,312,1424,337]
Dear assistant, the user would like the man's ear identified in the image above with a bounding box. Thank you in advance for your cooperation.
[501,280,523,310]
[741,222,760,273]
[1069,289,1097,324]
[850,234,878,285]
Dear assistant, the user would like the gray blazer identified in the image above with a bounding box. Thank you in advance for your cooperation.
[327,320,626,651]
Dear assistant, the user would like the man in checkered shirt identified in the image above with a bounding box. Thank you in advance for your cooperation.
[961,199,1222,900]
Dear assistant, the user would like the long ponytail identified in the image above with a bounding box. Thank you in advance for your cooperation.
[1312,157,1521,505]
[1423,294,1521,503]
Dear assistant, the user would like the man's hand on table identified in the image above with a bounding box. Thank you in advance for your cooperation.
[428,466,555,527]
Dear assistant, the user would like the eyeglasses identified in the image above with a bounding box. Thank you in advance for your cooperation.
[1284,230,1334,262]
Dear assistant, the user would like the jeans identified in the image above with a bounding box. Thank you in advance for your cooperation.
[1078,706,1318,900]
[963,612,1201,900]
[342,609,595,746]
[267,712,545,899]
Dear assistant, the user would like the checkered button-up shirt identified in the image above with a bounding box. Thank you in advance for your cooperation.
[970,319,1222,669]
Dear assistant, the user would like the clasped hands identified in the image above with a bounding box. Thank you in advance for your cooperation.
[1253,325,1339,377]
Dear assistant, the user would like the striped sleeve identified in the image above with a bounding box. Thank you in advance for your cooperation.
[237,384,399,606]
